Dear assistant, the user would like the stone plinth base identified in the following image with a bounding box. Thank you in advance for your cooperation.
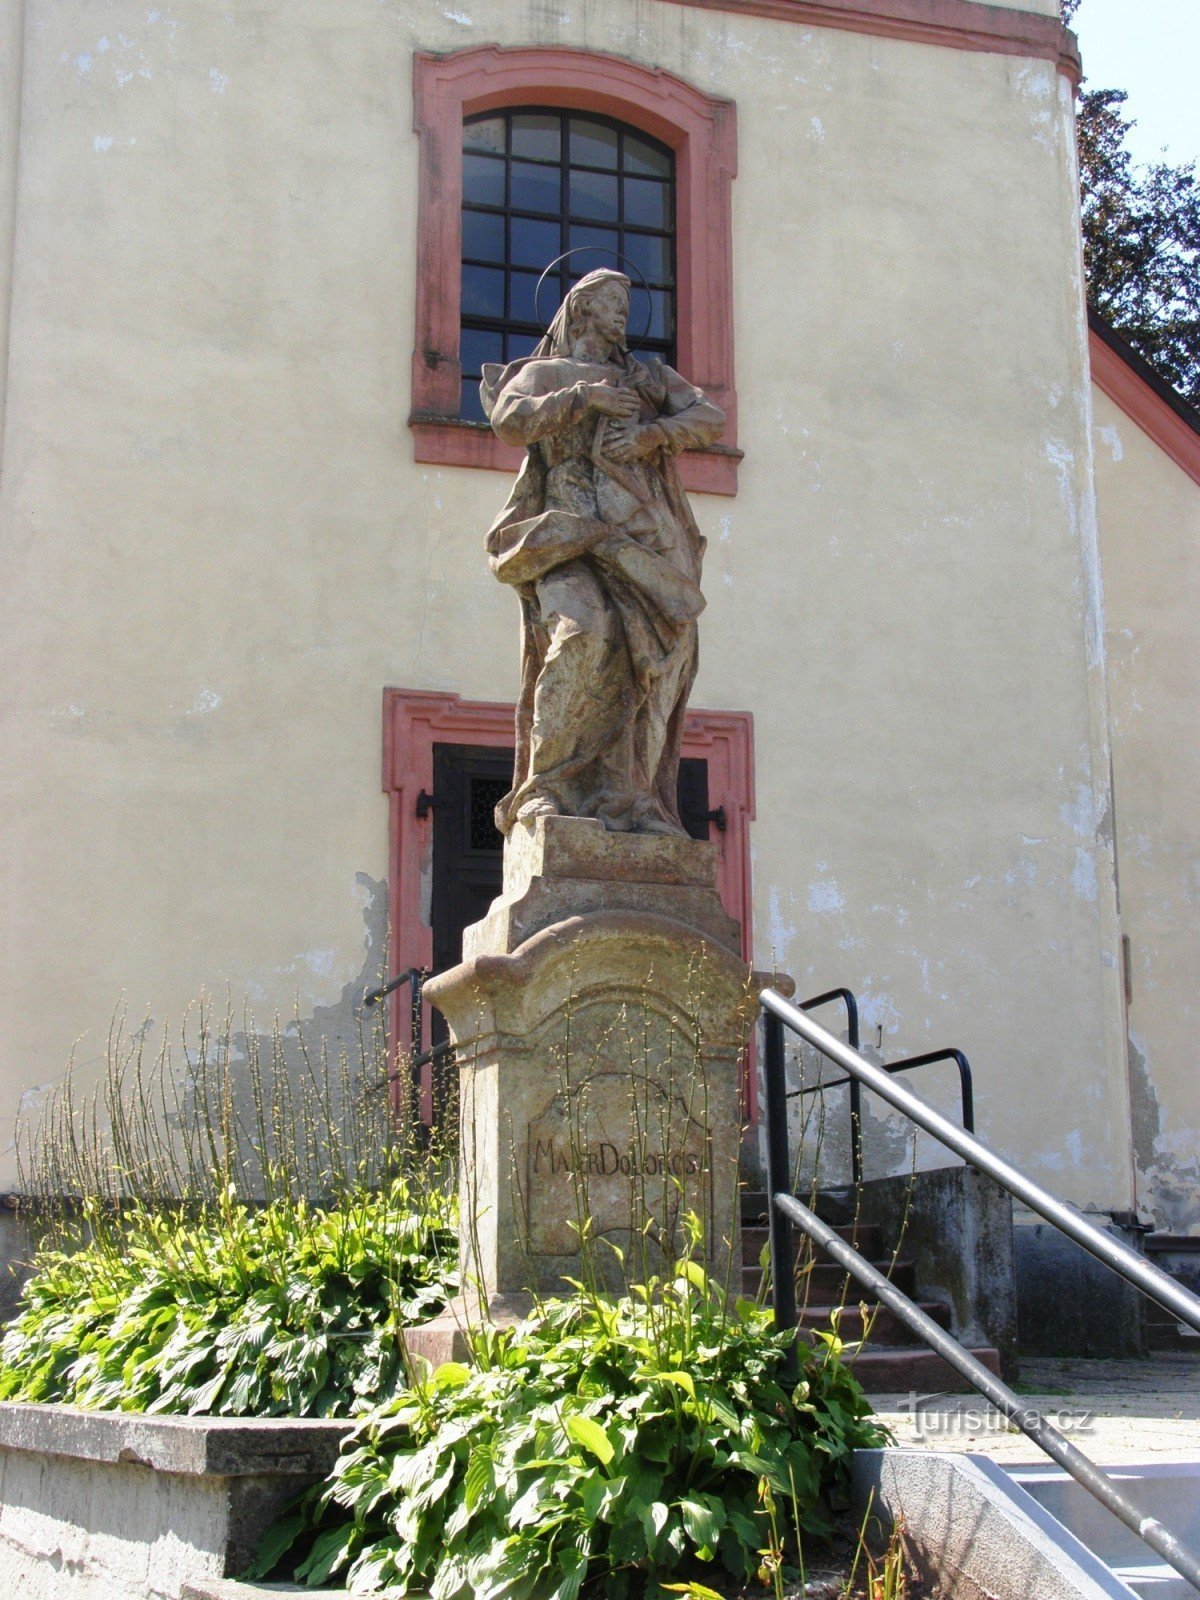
[426,816,784,1307]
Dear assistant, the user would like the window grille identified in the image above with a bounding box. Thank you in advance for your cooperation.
[459,108,677,421]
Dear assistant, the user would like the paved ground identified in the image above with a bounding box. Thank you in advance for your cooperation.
[872,1353,1200,1464]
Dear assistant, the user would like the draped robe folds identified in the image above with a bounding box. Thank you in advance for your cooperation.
[480,350,725,836]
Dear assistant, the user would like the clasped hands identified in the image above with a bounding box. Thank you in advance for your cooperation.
[586,381,663,463]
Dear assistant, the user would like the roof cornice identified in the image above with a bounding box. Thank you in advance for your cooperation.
[655,0,1081,83]
[1089,310,1200,488]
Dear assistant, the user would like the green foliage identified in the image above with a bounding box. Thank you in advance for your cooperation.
[0,1179,456,1417]
[256,1262,886,1597]
[1062,0,1200,404]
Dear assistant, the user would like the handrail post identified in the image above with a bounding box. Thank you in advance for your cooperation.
[846,1001,863,1188]
[410,968,425,1125]
[763,1009,799,1378]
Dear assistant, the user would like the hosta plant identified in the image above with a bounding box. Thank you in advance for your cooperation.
[0,1178,456,1417]
[254,1256,887,1597]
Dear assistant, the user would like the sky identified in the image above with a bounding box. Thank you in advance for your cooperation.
[1070,0,1200,169]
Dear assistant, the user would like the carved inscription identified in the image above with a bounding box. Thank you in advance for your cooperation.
[525,1070,713,1265]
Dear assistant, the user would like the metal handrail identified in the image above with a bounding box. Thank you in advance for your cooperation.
[779,1192,1200,1594]
[760,984,1200,1594]
[791,983,975,1186]
[794,1047,975,1126]
[760,987,1200,1335]
[362,967,447,1112]
[796,989,864,1185]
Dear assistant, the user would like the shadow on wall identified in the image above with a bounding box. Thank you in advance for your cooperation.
[0,873,395,1321]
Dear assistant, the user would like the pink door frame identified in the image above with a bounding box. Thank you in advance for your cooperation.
[382,688,757,1113]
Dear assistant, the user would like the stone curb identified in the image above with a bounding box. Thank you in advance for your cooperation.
[852,1447,1140,1599]
[0,1401,353,1477]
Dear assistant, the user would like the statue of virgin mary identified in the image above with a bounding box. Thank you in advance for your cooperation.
[480,268,725,837]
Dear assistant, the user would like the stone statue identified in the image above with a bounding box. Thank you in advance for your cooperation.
[480,268,725,837]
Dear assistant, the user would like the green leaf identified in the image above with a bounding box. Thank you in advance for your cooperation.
[677,1261,709,1295]
[295,1522,356,1585]
[680,1492,725,1550]
[562,1413,614,1466]
[640,1368,695,1398]
[243,1510,306,1580]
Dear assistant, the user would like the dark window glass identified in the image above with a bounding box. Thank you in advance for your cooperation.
[624,178,669,231]
[460,377,485,422]
[511,216,561,270]
[459,107,676,419]
[461,264,505,319]
[510,113,560,163]
[570,118,619,170]
[621,231,670,287]
[462,152,505,208]
[568,169,619,223]
[462,209,505,264]
[463,117,505,155]
[510,160,560,215]
[460,327,504,378]
[508,270,541,326]
[624,134,671,179]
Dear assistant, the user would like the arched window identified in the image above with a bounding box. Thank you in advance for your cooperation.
[409,47,740,494]
[458,108,677,422]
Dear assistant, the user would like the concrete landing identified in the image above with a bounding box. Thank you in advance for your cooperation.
[872,1353,1200,1463]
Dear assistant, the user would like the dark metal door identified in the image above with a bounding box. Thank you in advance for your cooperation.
[431,747,715,975]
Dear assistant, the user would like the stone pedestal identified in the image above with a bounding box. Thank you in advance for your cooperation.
[419,817,780,1351]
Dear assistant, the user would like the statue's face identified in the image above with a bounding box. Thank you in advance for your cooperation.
[583,282,629,349]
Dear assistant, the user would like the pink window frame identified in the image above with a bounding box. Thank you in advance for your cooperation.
[382,688,758,1113]
[408,46,741,496]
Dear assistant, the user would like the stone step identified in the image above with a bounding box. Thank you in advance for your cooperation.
[183,1585,349,1599]
[1143,1237,1200,1350]
[795,1298,953,1344]
[741,1219,886,1261]
[834,1342,1003,1394]
[740,1257,917,1300]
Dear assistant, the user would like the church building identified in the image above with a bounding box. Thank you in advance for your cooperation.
[0,0,1196,1344]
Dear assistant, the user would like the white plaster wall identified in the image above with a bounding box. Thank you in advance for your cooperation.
[1093,388,1200,1233]
[966,0,1058,13]
[0,0,1129,1209]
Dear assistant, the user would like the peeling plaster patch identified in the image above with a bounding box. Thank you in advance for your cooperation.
[93,134,114,152]
[209,66,228,93]
[1064,1129,1082,1167]
[1097,424,1124,462]
[304,948,337,979]
[1071,847,1098,902]
[1004,858,1037,889]
[808,116,825,142]
[857,988,900,1037]
[74,53,94,74]
[1060,781,1099,840]
[767,887,797,959]
[188,688,221,716]
[16,1082,54,1125]
[442,7,475,23]
[718,514,732,544]
[806,878,844,916]
[1045,436,1106,671]
[1125,1034,1200,1230]
[1128,1034,1160,1176]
